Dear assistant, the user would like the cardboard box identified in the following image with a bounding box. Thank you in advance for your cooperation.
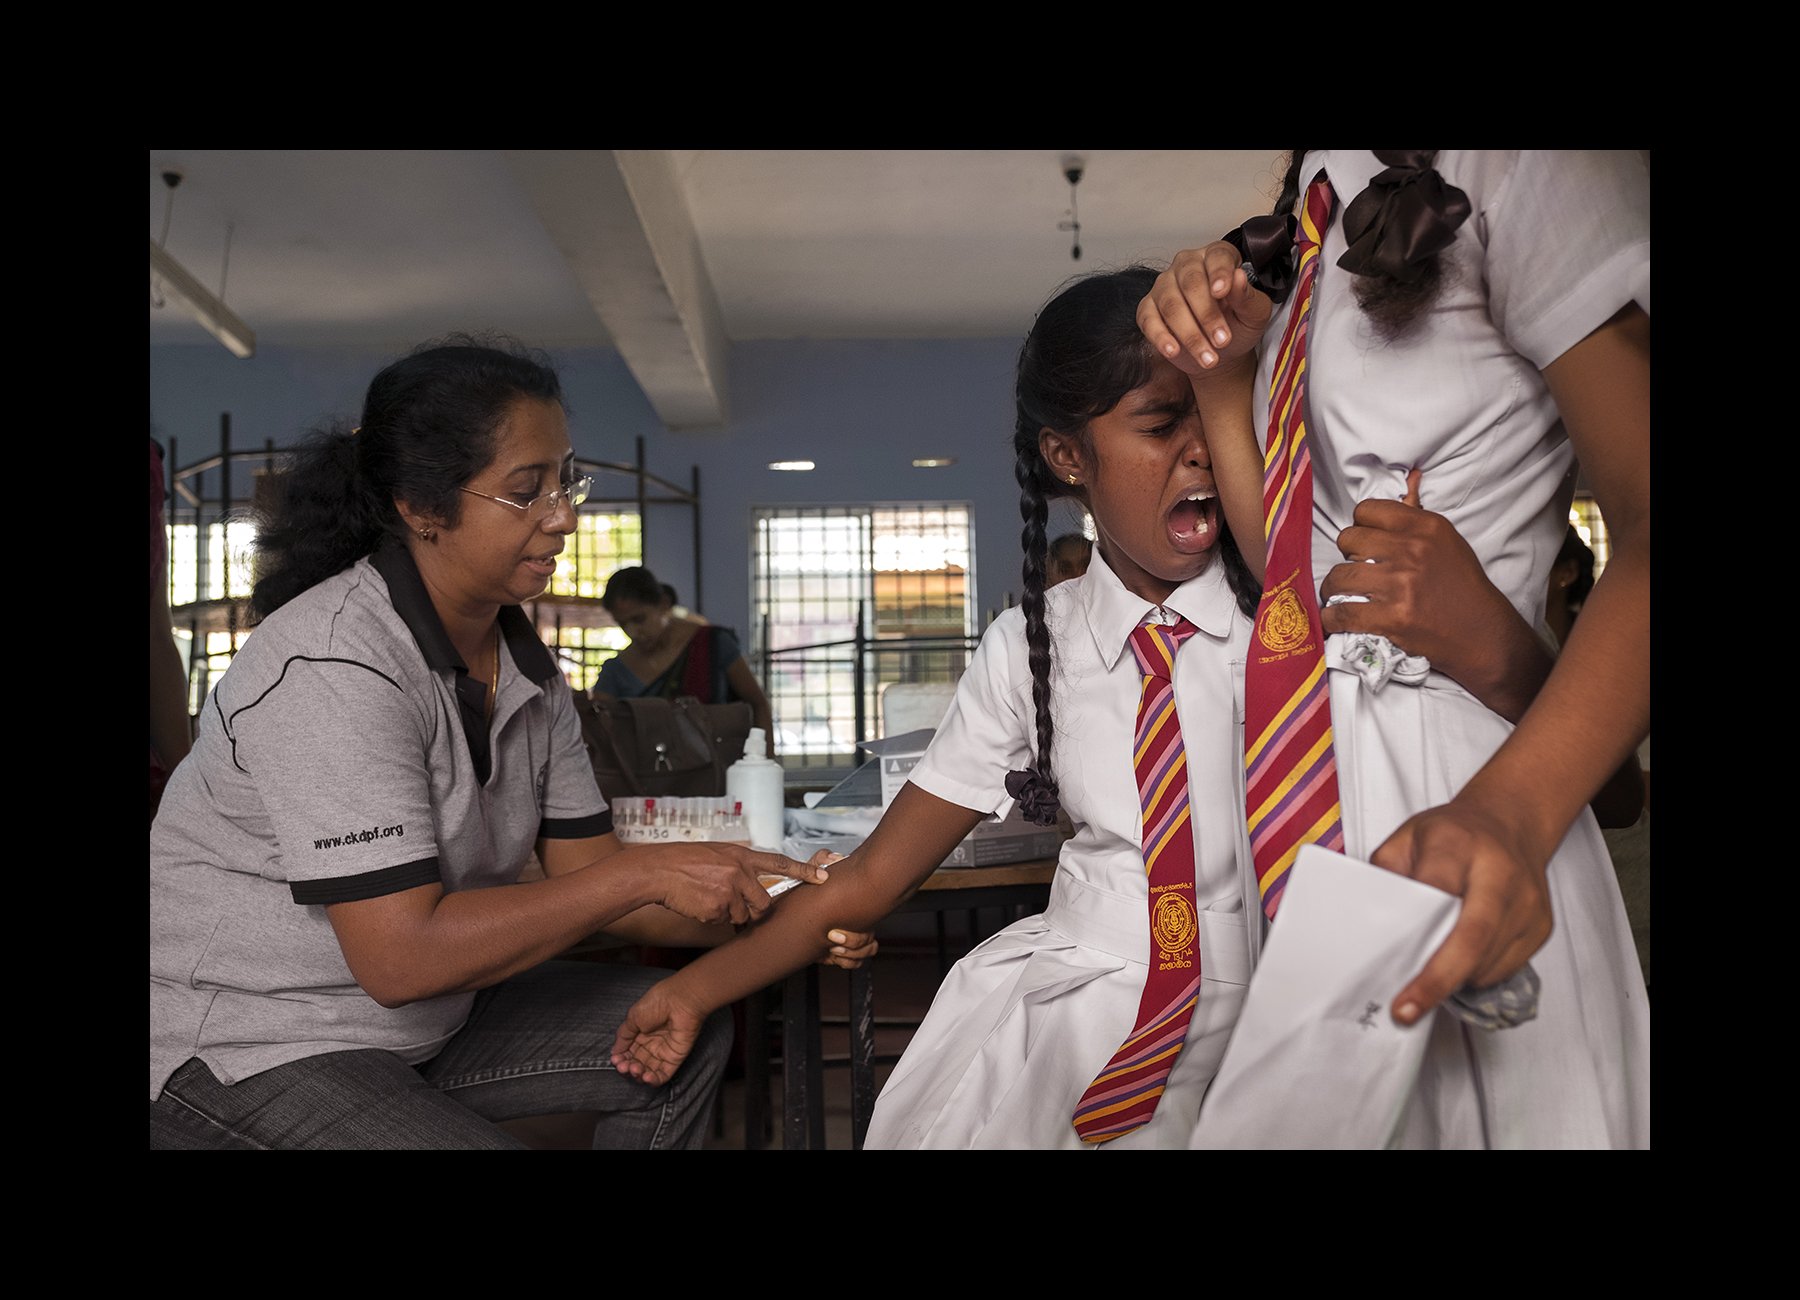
[869,728,935,807]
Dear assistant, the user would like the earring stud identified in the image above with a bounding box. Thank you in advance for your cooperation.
[1068,474,1078,485]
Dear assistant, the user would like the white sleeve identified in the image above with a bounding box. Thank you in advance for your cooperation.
[905,608,1036,818]
[1479,149,1650,370]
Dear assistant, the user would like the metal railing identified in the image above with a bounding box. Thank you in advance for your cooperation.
[758,601,980,778]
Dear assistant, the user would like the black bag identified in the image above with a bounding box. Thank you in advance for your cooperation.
[574,692,753,802]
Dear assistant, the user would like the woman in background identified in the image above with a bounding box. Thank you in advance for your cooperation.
[595,565,774,753]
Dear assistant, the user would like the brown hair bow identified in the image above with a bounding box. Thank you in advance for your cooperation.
[1336,150,1472,283]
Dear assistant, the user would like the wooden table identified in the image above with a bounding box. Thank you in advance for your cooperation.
[743,859,1057,1150]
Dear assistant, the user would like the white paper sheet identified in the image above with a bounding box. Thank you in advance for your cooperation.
[1190,844,1459,1150]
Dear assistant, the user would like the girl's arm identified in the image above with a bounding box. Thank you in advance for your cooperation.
[1382,304,1649,1021]
[612,782,986,1085]
[539,834,878,966]
[1139,243,1274,580]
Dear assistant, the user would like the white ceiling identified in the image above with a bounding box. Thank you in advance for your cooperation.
[149,149,1286,425]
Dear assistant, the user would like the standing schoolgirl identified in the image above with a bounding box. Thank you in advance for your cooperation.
[1140,150,1650,1147]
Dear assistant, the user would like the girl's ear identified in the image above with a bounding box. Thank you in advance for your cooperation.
[1038,427,1085,487]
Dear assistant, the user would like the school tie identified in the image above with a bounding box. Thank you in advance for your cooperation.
[1071,614,1203,1144]
[1244,173,1345,920]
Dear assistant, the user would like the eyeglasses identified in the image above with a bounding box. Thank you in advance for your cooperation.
[460,474,592,523]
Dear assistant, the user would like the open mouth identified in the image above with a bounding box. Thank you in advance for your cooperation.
[1167,489,1219,552]
[522,552,561,578]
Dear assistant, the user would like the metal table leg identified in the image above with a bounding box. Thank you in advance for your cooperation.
[782,965,825,1150]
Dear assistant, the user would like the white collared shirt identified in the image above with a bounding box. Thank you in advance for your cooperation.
[1254,150,1650,627]
[909,547,1252,912]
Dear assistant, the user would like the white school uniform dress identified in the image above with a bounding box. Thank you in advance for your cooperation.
[1231,149,1651,1149]
[863,549,1257,1149]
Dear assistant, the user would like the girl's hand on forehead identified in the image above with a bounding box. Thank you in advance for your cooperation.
[1137,242,1273,377]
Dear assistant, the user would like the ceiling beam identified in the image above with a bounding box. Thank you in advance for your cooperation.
[505,149,729,430]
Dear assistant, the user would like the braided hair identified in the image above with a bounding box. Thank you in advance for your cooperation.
[1277,149,1450,341]
[1006,267,1261,825]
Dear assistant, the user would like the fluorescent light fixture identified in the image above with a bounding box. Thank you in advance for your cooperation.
[150,239,256,358]
[768,460,815,472]
[911,457,957,468]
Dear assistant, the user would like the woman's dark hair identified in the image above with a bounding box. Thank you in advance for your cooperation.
[250,333,565,620]
[1007,266,1261,825]
[1277,149,1447,341]
[600,565,672,616]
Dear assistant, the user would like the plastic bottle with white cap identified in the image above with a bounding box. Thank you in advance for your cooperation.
[725,729,786,851]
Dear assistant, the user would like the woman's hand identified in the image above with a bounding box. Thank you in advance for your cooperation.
[1372,794,1554,1025]
[650,842,831,928]
[769,851,880,971]
[611,976,711,1086]
[607,915,877,1084]
[1137,241,1273,377]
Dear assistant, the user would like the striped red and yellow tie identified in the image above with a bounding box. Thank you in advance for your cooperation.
[1244,173,1344,920]
[1072,614,1203,1144]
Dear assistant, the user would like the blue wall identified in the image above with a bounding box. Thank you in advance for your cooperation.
[149,337,1093,637]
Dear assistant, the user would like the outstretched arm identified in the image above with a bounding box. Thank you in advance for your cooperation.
[612,782,985,1085]
[1379,304,1650,1021]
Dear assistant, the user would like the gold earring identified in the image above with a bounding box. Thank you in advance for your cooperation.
[418,526,435,542]
[1067,474,1078,485]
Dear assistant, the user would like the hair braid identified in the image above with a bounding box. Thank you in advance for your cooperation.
[1010,431,1063,825]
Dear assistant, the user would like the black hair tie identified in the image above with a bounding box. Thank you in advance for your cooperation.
[1336,150,1471,284]
[1005,767,1062,827]
[1221,213,1300,305]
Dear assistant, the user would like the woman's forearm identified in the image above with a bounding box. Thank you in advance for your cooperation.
[1455,306,1650,866]
[331,862,663,1006]
[332,839,800,1006]
[604,904,733,948]
[1461,528,1649,865]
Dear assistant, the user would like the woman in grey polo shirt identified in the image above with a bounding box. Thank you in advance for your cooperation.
[150,335,868,1149]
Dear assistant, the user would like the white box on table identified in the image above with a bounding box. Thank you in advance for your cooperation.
[787,729,1066,869]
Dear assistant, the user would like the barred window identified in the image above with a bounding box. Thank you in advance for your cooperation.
[1568,493,1611,579]
[536,511,642,693]
[751,504,975,771]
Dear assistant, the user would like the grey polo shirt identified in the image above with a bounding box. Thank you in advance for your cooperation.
[149,542,611,1099]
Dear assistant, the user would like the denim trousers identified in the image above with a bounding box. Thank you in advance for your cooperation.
[148,960,731,1150]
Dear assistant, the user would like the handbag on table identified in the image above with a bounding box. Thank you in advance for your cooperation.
[574,691,753,802]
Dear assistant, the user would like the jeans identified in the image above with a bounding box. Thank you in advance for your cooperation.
[148,960,731,1150]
